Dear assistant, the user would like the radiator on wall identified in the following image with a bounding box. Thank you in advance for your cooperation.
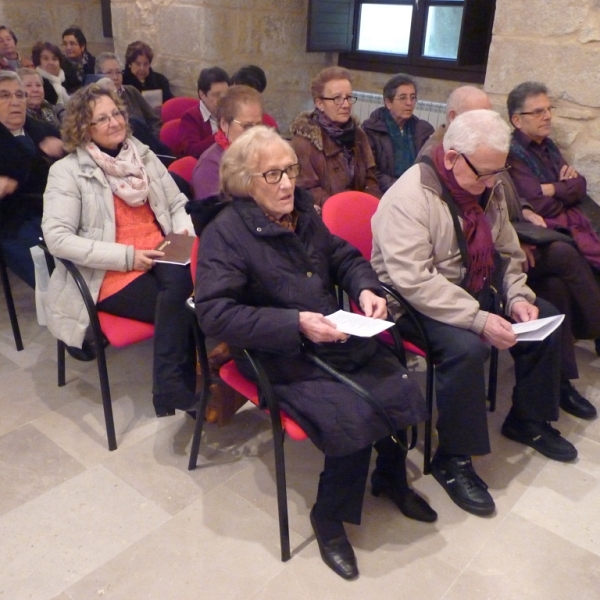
[353,91,447,129]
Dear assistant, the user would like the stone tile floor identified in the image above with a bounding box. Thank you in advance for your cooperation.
[2,273,600,599]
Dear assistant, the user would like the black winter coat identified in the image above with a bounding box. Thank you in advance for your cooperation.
[0,116,59,234]
[362,107,434,194]
[194,188,426,456]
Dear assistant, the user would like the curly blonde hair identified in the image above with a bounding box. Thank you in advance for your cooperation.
[61,83,130,153]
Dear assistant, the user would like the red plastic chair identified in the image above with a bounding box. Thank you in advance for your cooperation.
[161,97,198,123]
[322,190,497,474]
[168,156,197,183]
[40,244,154,451]
[187,236,308,562]
[159,119,183,157]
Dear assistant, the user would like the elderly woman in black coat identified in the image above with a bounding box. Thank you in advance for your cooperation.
[194,126,435,581]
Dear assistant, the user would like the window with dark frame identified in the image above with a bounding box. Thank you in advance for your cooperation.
[306,0,496,83]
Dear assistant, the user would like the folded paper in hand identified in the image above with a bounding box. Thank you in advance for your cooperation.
[511,314,565,342]
[326,310,395,338]
[154,232,196,266]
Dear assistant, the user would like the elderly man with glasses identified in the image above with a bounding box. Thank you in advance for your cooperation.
[0,70,63,286]
[371,109,578,518]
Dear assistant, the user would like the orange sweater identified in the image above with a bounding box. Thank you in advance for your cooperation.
[98,195,164,302]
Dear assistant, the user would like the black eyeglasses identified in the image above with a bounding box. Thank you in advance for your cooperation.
[518,106,555,118]
[251,163,301,184]
[320,95,358,106]
[459,153,511,180]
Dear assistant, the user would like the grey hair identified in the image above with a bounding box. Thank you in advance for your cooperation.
[443,109,510,154]
[445,86,491,122]
[95,52,122,74]
[507,81,549,119]
[0,70,21,86]
[219,125,297,198]
[383,73,417,102]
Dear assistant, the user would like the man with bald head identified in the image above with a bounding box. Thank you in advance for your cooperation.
[372,109,578,517]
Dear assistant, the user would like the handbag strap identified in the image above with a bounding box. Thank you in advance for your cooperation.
[303,348,405,450]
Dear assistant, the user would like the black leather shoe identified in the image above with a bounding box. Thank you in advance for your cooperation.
[560,381,597,420]
[501,417,577,462]
[371,471,437,523]
[66,339,97,362]
[310,508,358,580]
[430,454,495,516]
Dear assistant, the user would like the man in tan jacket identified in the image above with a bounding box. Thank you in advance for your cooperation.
[372,109,577,517]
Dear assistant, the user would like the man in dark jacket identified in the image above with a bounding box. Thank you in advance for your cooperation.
[362,74,434,194]
[0,70,63,286]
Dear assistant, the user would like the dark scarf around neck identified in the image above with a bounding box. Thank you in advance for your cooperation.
[383,108,416,177]
[509,133,563,184]
[432,144,495,294]
[314,110,356,183]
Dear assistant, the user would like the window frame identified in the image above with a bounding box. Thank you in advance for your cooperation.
[307,0,496,83]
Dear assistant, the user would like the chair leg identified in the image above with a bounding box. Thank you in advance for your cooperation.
[0,253,23,351]
[188,387,211,471]
[423,360,435,475]
[487,347,498,413]
[95,341,117,451]
[269,413,291,562]
[57,340,66,387]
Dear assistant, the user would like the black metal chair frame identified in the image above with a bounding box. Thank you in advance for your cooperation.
[381,282,498,475]
[186,296,423,563]
[0,247,24,351]
[39,244,118,451]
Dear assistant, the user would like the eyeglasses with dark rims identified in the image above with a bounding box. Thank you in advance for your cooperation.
[251,163,302,184]
[319,95,358,106]
[458,153,511,181]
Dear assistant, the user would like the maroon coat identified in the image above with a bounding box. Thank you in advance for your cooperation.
[178,105,216,159]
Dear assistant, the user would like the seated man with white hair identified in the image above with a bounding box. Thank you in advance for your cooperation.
[371,109,578,517]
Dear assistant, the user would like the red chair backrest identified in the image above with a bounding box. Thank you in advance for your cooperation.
[168,156,197,183]
[321,191,380,260]
[159,119,183,157]
[161,97,198,123]
[190,236,200,285]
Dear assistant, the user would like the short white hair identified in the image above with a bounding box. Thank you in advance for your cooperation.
[443,109,510,155]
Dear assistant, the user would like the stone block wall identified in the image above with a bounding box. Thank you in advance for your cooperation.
[0,0,113,59]
[486,0,600,198]
[110,0,332,132]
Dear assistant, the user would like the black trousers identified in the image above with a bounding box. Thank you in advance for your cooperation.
[396,298,561,456]
[314,434,409,525]
[526,241,600,379]
[96,262,196,409]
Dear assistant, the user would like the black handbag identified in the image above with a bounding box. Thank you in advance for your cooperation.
[511,221,574,246]
[302,335,379,373]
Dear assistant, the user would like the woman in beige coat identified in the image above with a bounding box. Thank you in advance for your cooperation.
[43,83,197,417]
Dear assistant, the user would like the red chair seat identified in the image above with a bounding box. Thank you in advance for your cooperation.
[219,360,308,442]
[98,312,155,348]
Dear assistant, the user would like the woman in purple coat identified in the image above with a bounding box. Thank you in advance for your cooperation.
[194,126,435,580]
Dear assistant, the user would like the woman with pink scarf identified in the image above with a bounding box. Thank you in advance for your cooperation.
[42,83,197,417]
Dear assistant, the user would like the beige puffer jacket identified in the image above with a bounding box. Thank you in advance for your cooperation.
[371,162,535,334]
[42,137,193,347]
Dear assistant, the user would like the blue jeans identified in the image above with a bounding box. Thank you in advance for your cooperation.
[0,217,42,288]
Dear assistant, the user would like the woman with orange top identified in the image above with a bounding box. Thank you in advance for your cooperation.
[42,83,197,417]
